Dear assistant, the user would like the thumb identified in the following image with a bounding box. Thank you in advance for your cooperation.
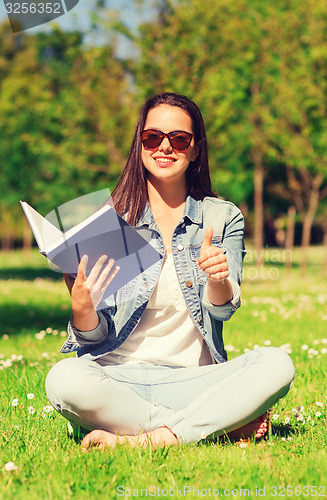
[201,226,213,250]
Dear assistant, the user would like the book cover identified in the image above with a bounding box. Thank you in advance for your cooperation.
[21,194,163,309]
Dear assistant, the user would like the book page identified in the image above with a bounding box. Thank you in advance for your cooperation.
[44,204,117,255]
[20,202,63,254]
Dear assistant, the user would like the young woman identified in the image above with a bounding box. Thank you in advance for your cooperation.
[46,93,294,449]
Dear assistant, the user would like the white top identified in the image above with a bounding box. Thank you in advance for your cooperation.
[98,252,213,367]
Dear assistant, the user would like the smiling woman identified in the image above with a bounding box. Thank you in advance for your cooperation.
[45,92,295,450]
[141,105,199,190]
[110,93,214,227]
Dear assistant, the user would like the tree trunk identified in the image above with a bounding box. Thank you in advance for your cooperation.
[300,214,313,274]
[250,83,265,267]
[253,152,264,266]
[300,173,323,273]
[285,206,296,271]
[322,218,327,279]
[1,232,14,251]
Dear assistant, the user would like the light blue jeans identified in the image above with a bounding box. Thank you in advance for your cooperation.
[45,347,294,443]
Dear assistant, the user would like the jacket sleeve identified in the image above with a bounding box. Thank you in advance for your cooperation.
[60,308,115,354]
[67,311,110,344]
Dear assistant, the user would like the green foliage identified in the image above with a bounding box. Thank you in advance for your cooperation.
[1,0,327,245]
[0,23,136,242]
[134,0,327,211]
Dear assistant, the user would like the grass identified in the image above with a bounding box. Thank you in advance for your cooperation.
[0,247,326,499]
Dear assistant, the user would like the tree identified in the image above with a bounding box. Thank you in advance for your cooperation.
[0,24,135,248]
[266,0,327,271]
[132,0,327,264]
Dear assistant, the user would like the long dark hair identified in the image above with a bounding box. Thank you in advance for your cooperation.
[111,92,216,226]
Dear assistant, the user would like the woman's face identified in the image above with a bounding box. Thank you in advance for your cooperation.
[141,104,199,187]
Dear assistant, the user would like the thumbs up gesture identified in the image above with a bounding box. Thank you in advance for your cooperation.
[197,226,229,281]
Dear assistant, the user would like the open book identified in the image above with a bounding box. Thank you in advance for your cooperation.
[21,200,163,308]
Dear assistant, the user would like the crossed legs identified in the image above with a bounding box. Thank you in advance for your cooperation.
[45,347,294,449]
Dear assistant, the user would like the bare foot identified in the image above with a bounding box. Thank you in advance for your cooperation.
[81,415,268,450]
[82,426,179,451]
[225,413,267,441]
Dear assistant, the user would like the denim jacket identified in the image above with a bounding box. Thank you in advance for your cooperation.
[60,195,246,364]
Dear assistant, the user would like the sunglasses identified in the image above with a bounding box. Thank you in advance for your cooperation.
[140,129,193,151]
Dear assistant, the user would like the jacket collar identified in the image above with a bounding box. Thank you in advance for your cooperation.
[136,195,202,227]
[184,195,202,224]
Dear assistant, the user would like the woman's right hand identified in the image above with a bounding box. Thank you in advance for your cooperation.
[64,255,120,331]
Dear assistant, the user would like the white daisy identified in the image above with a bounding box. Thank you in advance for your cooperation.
[43,405,54,413]
[4,462,18,472]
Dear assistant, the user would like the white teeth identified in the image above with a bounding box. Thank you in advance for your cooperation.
[155,157,175,163]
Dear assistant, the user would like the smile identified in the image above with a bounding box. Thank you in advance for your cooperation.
[154,157,177,163]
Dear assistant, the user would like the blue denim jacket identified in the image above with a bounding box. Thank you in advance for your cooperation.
[60,196,246,364]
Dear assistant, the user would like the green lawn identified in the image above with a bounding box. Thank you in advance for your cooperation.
[0,248,326,499]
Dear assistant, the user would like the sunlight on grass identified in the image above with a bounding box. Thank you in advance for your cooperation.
[0,248,326,499]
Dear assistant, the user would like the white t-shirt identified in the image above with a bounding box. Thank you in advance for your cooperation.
[98,252,213,367]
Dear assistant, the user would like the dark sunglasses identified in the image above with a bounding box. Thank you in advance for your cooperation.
[140,129,193,151]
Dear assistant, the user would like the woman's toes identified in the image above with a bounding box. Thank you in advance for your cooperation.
[226,413,268,440]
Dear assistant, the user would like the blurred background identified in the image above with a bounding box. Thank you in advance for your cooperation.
[0,0,326,275]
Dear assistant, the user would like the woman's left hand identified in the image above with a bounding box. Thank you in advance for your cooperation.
[197,226,229,281]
